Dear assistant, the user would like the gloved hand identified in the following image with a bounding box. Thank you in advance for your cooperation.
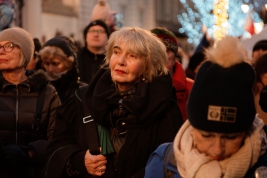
[0,144,31,176]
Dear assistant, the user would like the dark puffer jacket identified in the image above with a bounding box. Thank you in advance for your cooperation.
[0,70,61,178]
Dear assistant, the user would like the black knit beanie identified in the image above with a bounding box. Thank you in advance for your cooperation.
[83,20,110,42]
[42,36,77,62]
[187,36,256,133]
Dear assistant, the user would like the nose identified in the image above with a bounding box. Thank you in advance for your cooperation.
[47,65,54,73]
[0,46,5,53]
[117,54,126,66]
[212,137,225,156]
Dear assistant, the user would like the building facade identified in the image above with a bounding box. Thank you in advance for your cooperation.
[13,0,195,52]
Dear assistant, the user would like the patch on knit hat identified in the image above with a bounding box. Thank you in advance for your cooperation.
[187,36,256,133]
[0,27,34,67]
[207,105,236,123]
[151,27,178,56]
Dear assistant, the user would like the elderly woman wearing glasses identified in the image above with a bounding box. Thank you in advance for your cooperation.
[0,27,61,178]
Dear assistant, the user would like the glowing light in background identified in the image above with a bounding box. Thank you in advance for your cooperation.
[177,0,263,45]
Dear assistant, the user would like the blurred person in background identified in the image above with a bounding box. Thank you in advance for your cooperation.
[77,20,110,84]
[185,51,206,80]
[0,27,61,178]
[151,27,193,122]
[39,36,87,104]
[26,38,42,71]
[253,52,267,124]
[251,40,267,66]
[90,0,118,33]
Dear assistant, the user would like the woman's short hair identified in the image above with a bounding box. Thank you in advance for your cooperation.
[39,46,73,70]
[104,27,168,82]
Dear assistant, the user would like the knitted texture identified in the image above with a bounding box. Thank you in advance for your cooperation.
[42,36,77,63]
[90,0,111,23]
[187,36,256,133]
[0,27,34,66]
[151,27,178,56]
[83,20,110,42]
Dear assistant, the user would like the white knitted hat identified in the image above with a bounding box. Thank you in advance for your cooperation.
[90,0,111,23]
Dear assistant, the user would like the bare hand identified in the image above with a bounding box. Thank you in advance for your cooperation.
[84,149,107,176]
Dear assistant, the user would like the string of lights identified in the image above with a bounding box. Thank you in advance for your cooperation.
[177,0,263,45]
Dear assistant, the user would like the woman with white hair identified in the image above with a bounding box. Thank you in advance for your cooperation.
[44,27,183,178]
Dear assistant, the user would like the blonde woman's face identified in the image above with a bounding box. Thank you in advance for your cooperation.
[0,41,22,70]
[109,43,143,91]
[43,57,68,74]
[193,128,245,161]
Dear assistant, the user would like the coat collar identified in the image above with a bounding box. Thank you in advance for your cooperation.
[0,70,48,92]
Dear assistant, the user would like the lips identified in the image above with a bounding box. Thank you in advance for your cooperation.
[211,156,225,161]
[115,69,126,74]
[0,59,8,63]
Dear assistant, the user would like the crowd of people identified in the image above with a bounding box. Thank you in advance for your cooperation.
[1,0,267,178]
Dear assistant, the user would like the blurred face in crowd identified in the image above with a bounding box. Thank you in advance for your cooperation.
[109,43,143,91]
[193,128,245,161]
[261,73,267,86]
[0,41,23,71]
[42,56,69,74]
[166,49,176,75]
[86,25,108,49]
[252,49,267,64]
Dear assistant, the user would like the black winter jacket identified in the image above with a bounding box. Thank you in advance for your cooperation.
[44,68,183,178]
[50,67,87,104]
[77,47,105,84]
[0,71,61,177]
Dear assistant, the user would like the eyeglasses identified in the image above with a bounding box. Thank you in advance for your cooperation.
[0,42,19,52]
[88,29,106,35]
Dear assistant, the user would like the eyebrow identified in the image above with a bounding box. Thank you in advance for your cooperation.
[113,46,121,50]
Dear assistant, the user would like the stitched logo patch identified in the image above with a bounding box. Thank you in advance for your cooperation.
[207,105,236,123]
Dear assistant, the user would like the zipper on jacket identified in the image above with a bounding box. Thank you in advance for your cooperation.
[15,85,19,144]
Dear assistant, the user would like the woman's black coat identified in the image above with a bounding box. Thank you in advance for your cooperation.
[44,68,183,178]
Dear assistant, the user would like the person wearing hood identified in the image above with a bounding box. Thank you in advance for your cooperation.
[0,27,61,177]
[145,36,267,178]
[39,36,87,103]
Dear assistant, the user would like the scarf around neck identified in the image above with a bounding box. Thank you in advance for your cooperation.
[173,117,266,178]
